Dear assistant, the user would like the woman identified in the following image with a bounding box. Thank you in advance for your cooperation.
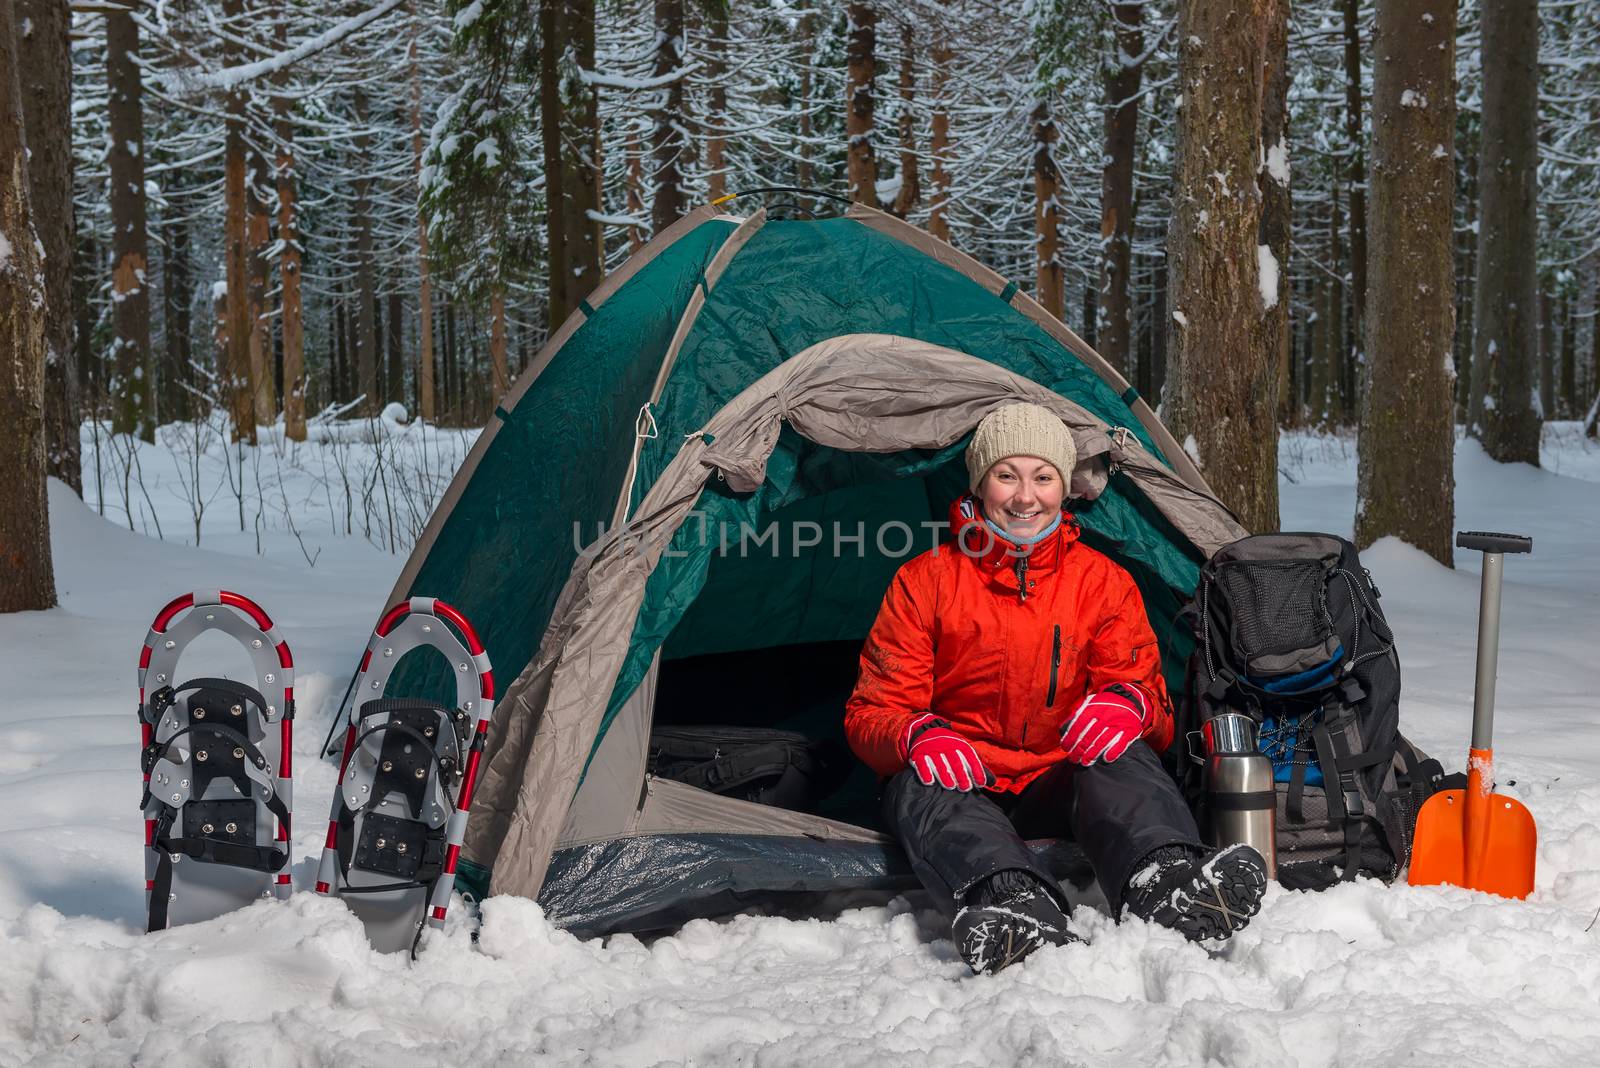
[845,402,1267,975]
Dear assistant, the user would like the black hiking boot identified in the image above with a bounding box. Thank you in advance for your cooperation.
[1121,843,1268,942]
[952,869,1082,975]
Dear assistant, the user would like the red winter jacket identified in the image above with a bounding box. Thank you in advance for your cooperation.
[844,495,1175,793]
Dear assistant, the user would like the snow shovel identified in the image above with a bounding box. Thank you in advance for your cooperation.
[1408,531,1537,899]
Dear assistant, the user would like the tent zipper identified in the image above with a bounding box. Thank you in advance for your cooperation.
[1046,625,1061,707]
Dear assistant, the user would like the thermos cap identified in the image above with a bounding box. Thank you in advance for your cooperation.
[1202,713,1258,756]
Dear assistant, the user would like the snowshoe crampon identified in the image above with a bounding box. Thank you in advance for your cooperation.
[317,598,494,954]
[138,591,295,932]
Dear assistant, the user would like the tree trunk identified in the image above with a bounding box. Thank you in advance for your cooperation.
[704,3,729,202]
[1455,131,1478,418]
[1164,0,1279,534]
[490,287,509,399]
[1590,264,1600,438]
[1032,100,1064,320]
[106,5,153,440]
[625,122,646,252]
[796,14,815,190]
[373,290,385,401]
[563,0,602,308]
[928,24,952,242]
[539,0,569,332]
[333,295,348,405]
[1260,0,1290,427]
[74,232,96,407]
[18,0,80,493]
[1326,185,1347,425]
[275,9,305,442]
[651,0,689,231]
[354,89,379,416]
[1311,205,1333,426]
[1538,282,1554,419]
[444,300,458,422]
[1081,280,1097,348]
[1151,250,1168,403]
[845,2,878,207]
[387,291,404,406]
[1471,0,1541,463]
[412,7,436,424]
[1097,1,1143,379]
[222,0,254,443]
[161,219,193,423]
[1342,0,1368,359]
[1355,0,1456,565]
[1559,288,1576,419]
[246,150,275,429]
[890,24,920,218]
[0,0,57,610]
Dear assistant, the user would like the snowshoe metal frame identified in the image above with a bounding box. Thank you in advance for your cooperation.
[316,597,494,952]
[138,591,295,931]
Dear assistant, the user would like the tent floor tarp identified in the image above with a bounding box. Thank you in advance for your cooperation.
[532,835,1095,938]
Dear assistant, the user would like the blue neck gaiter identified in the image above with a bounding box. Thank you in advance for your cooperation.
[981,508,1062,548]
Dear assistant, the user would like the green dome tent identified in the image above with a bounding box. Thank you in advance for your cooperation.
[377,201,1246,935]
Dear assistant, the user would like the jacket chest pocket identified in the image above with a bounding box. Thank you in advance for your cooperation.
[1045,625,1062,708]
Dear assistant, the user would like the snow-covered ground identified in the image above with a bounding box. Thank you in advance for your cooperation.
[3,422,1600,1067]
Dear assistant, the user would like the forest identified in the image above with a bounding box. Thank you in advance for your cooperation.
[2,0,1597,613]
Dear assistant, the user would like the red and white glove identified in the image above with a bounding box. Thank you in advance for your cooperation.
[902,713,993,792]
[1059,683,1152,765]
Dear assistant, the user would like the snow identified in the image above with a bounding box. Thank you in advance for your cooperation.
[1401,89,1428,108]
[0,230,12,273]
[1263,137,1290,186]
[580,63,703,91]
[1257,244,1280,310]
[471,135,501,169]
[452,0,485,30]
[153,0,408,92]
[7,427,1600,1063]
[1171,309,1188,328]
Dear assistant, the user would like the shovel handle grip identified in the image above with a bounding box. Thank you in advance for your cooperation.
[1457,531,1532,555]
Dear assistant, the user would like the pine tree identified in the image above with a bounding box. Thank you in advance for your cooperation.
[0,0,58,611]
[1471,0,1542,464]
[1165,0,1281,533]
[1355,0,1456,564]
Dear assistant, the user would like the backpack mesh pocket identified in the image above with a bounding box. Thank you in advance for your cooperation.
[1216,559,1341,681]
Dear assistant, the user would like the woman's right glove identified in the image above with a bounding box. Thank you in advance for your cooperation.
[902,713,994,792]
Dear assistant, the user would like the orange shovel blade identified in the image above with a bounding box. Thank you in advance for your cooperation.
[1408,786,1537,899]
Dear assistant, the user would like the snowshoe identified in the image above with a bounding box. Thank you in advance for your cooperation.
[316,598,494,955]
[138,591,295,932]
[953,869,1081,975]
[1122,843,1268,941]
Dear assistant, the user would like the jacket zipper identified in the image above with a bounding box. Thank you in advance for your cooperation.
[1014,555,1028,603]
[1046,624,1061,707]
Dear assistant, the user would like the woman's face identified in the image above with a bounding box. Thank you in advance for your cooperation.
[978,456,1066,539]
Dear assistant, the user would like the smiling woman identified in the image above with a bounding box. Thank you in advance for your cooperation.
[844,402,1268,974]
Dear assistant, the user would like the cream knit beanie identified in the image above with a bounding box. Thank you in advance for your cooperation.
[964,402,1077,493]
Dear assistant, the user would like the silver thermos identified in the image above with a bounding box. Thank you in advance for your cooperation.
[1201,713,1278,879]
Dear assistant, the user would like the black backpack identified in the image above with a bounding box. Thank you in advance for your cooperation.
[647,725,849,812]
[1173,532,1448,889]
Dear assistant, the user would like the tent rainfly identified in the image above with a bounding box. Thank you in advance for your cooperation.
[370,202,1246,936]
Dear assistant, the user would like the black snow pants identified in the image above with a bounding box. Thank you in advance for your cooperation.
[883,740,1204,915]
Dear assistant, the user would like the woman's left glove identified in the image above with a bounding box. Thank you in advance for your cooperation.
[1058,682,1151,765]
